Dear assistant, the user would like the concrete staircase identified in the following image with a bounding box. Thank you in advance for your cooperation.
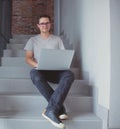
[0,35,102,129]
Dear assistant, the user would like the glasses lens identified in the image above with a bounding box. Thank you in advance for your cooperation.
[39,22,50,26]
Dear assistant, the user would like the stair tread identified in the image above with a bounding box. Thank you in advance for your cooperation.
[0,94,93,113]
[12,34,35,39]
[0,78,87,84]
[3,49,25,57]
[0,93,91,97]
[2,57,24,59]
[0,79,91,96]
[0,66,79,69]
[1,57,76,67]
[0,66,80,79]
[0,93,91,96]
[0,111,100,121]
[0,112,102,129]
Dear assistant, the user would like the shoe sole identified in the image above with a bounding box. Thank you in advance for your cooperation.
[59,114,68,120]
[42,110,66,129]
[43,109,68,120]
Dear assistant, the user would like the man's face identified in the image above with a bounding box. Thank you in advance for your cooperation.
[37,17,51,33]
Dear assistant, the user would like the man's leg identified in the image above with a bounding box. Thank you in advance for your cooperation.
[30,69,66,128]
[42,70,74,128]
[30,69,67,118]
[30,69,54,101]
[46,70,74,115]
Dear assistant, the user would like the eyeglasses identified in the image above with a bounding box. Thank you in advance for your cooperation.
[39,22,51,26]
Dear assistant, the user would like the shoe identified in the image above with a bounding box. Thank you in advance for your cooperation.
[42,109,66,129]
[59,107,68,120]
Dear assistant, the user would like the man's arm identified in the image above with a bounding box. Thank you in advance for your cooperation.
[25,50,38,68]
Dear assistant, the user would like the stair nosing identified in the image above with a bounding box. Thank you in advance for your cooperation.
[0,112,100,121]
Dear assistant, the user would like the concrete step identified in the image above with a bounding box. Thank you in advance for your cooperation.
[1,57,27,66]
[0,67,80,79]
[0,112,102,129]
[7,44,25,50]
[3,49,25,57]
[0,79,91,96]
[0,94,93,113]
[7,41,72,51]
[11,34,73,49]
[1,57,74,67]
[12,34,35,39]
[9,39,29,44]
[7,43,73,50]
[1,52,76,67]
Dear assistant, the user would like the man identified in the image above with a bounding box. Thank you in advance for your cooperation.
[24,15,74,129]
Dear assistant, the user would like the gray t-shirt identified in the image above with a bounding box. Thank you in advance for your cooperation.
[24,34,65,62]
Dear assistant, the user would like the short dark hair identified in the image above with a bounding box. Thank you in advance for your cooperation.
[38,14,51,23]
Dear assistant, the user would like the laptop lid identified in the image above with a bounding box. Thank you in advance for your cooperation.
[36,49,74,70]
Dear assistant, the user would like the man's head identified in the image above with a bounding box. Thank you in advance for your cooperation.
[38,15,51,23]
[37,15,51,33]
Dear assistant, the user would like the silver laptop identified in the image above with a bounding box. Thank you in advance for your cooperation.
[36,49,74,70]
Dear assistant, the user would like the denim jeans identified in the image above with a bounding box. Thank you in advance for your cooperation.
[30,69,74,114]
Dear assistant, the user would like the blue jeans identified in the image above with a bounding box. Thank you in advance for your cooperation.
[30,69,74,114]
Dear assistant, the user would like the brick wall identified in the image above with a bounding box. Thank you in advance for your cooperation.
[12,0,54,34]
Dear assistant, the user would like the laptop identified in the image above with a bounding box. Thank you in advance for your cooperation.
[35,49,74,70]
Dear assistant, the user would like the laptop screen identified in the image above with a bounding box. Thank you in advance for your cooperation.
[36,49,74,70]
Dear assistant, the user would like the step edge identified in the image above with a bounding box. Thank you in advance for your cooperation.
[0,112,100,121]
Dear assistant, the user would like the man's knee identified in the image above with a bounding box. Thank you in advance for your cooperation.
[63,70,75,81]
[30,69,44,83]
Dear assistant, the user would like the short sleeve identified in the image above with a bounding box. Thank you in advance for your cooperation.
[24,38,33,51]
[58,37,65,50]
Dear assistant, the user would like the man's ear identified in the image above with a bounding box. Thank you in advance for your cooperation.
[36,24,40,33]
[37,24,40,28]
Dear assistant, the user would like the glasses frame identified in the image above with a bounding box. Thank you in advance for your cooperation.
[38,22,51,26]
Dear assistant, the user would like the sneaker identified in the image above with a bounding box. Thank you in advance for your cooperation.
[59,107,68,120]
[42,109,66,129]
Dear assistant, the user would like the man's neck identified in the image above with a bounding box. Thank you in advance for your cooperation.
[40,32,51,39]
